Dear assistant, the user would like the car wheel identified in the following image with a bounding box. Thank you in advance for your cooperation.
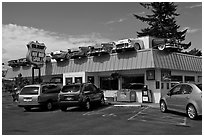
[84,100,91,110]
[24,107,31,111]
[160,100,167,113]
[187,105,198,120]
[46,101,53,111]
[158,44,165,50]
[134,43,141,50]
[60,106,67,111]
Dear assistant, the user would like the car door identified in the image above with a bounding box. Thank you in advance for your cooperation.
[83,84,95,101]
[91,84,102,101]
[175,84,192,113]
[166,85,182,110]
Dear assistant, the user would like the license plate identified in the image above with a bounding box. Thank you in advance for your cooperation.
[24,98,32,102]
[66,97,73,101]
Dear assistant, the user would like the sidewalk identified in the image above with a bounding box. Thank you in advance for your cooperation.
[107,101,160,108]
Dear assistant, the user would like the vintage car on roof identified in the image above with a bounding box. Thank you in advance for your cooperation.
[152,38,191,51]
[18,58,30,66]
[112,38,144,53]
[87,43,114,56]
[50,50,70,62]
[70,47,89,59]
[8,59,19,67]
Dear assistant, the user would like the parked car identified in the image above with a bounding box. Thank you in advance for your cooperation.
[58,83,105,111]
[112,38,144,53]
[160,83,202,119]
[152,38,191,51]
[70,47,89,59]
[50,50,70,62]
[18,83,61,111]
[87,43,114,56]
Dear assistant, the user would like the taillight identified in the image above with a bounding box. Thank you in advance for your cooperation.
[58,94,61,102]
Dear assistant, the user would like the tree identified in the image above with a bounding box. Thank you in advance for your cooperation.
[134,2,191,50]
[185,48,202,56]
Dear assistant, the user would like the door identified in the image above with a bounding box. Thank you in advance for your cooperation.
[175,84,192,112]
[83,84,95,101]
[166,85,182,110]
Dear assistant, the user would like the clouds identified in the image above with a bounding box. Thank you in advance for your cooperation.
[182,27,200,34]
[104,18,127,25]
[2,24,111,63]
[186,4,202,9]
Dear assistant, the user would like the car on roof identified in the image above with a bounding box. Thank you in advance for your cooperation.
[18,83,61,111]
[160,83,202,119]
[112,38,144,53]
[58,83,105,111]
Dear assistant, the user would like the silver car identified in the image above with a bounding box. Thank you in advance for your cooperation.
[18,84,61,111]
[160,83,202,119]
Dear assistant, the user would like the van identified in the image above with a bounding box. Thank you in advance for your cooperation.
[18,83,61,111]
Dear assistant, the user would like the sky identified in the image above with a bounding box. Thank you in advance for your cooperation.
[2,2,202,64]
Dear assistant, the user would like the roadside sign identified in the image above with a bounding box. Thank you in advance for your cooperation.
[26,41,46,65]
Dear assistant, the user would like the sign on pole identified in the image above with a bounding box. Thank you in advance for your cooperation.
[26,41,46,66]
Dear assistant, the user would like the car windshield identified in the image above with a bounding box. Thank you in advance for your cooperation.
[62,85,80,93]
[20,87,39,95]
[196,84,202,91]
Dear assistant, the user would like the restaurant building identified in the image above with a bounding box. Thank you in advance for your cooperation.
[5,36,202,103]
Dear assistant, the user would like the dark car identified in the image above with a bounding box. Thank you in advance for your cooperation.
[58,83,105,111]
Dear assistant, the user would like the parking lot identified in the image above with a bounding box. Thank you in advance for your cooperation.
[2,92,202,135]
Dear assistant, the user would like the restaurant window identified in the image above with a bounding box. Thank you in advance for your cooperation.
[75,77,82,84]
[171,75,183,82]
[100,77,118,90]
[184,76,195,83]
[167,83,169,89]
[156,81,160,89]
[65,77,72,85]
[161,83,164,89]
[198,76,202,83]
[122,76,144,89]
[87,76,94,84]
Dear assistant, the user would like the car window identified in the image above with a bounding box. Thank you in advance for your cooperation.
[180,85,193,94]
[90,84,98,92]
[20,87,39,95]
[170,85,182,95]
[42,85,61,94]
[62,85,80,93]
[83,84,93,92]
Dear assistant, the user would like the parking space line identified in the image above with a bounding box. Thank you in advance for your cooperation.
[127,106,149,120]
[83,106,113,116]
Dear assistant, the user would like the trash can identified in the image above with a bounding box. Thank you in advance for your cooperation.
[142,89,152,103]
[117,90,136,102]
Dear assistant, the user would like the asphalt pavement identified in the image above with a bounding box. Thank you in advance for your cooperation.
[2,92,202,135]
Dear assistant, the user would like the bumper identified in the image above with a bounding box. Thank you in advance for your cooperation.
[59,100,83,107]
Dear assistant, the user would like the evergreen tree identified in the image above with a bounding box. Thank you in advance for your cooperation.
[134,2,191,49]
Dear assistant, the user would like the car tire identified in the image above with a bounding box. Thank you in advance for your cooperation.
[24,107,31,111]
[84,100,91,110]
[160,100,167,113]
[46,101,53,111]
[158,44,165,50]
[187,104,198,120]
[60,106,67,111]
